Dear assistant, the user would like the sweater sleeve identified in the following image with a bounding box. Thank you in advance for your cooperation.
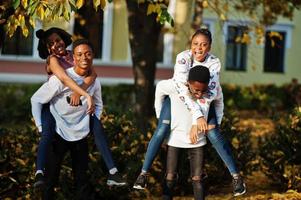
[31,77,64,132]
[154,79,175,118]
[172,52,203,121]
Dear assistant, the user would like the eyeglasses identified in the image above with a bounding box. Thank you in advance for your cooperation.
[188,84,208,97]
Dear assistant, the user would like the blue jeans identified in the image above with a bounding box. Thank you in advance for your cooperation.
[90,115,115,170]
[36,104,55,171]
[206,105,238,174]
[142,98,238,175]
[142,97,171,172]
[36,104,115,171]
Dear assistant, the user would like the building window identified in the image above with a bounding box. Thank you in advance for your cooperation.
[264,31,286,73]
[225,25,247,71]
[1,27,34,56]
[73,2,103,59]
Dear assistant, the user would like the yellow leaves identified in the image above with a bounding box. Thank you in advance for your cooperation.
[147,3,161,16]
[268,31,283,47]
[92,0,106,11]
[76,0,84,9]
[256,36,264,45]
[21,0,28,9]
[219,13,226,21]
[255,25,264,37]
[231,137,239,149]
[89,153,98,162]
[29,17,35,27]
[100,0,106,10]
[36,4,45,20]
[147,2,173,26]
[234,33,251,44]
[18,14,25,26]
[202,0,208,8]
[241,33,251,44]
[16,158,26,166]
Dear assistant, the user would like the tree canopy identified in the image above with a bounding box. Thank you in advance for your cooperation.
[0,0,173,37]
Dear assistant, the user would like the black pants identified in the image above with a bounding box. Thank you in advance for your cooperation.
[43,134,89,200]
[163,146,204,200]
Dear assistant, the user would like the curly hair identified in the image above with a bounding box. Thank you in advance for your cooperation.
[36,27,72,59]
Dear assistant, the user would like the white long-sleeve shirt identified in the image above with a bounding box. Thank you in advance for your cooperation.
[155,80,207,148]
[31,67,103,141]
[155,50,224,125]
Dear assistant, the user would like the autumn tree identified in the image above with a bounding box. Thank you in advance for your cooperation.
[1,0,301,132]
[0,0,173,132]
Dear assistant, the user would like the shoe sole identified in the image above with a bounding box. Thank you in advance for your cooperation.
[133,185,146,190]
[233,184,246,197]
[107,180,127,186]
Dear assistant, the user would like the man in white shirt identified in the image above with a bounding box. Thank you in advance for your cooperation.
[31,39,101,199]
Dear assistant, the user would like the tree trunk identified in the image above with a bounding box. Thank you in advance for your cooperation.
[126,1,162,133]
[191,0,204,33]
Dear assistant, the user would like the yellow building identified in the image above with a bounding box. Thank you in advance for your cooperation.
[0,0,300,86]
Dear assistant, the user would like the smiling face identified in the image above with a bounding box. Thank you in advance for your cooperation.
[46,33,67,56]
[190,34,211,62]
[188,80,208,99]
[73,44,93,75]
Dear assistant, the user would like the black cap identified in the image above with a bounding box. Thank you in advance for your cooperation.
[36,27,72,59]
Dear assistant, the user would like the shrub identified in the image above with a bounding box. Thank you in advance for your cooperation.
[222,79,301,111]
[258,107,301,191]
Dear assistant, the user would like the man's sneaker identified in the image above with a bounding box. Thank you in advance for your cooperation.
[33,173,45,190]
[232,175,246,196]
[133,174,148,190]
[107,172,127,186]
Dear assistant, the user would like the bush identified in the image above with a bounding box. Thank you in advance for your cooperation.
[258,107,301,191]
[0,83,259,199]
[222,79,301,111]
[5,82,301,198]
[0,83,41,126]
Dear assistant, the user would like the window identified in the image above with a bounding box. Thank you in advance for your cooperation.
[263,31,286,73]
[73,2,103,59]
[225,25,247,71]
[1,27,34,56]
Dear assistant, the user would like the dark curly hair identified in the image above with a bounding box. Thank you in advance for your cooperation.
[36,27,72,59]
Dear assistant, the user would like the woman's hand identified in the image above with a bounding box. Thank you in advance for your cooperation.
[86,95,95,114]
[197,117,208,133]
[69,92,81,106]
[189,125,198,144]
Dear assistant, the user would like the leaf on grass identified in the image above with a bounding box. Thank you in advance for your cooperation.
[16,158,26,166]
[9,176,17,183]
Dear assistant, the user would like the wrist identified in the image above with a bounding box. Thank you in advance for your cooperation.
[84,93,91,98]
